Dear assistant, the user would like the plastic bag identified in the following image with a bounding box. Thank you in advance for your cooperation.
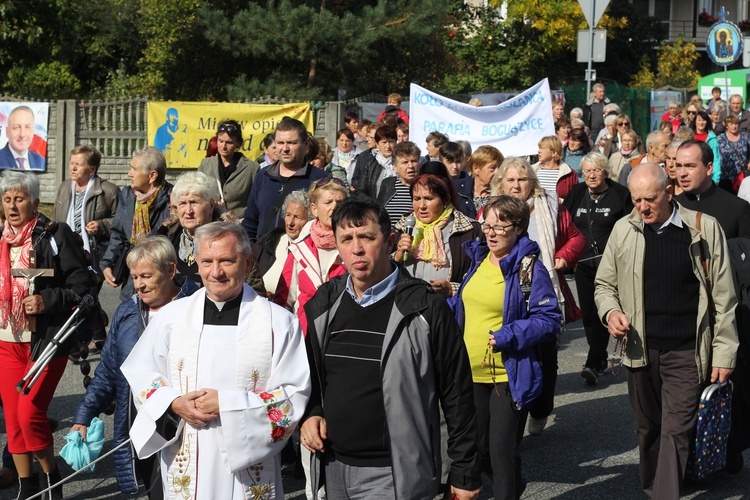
[60,417,105,472]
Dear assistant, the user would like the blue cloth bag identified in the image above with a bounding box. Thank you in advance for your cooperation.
[60,417,106,472]
[686,381,733,480]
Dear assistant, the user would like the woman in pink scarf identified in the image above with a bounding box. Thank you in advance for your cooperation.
[0,171,91,499]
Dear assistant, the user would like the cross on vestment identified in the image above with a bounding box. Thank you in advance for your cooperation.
[11,250,54,332]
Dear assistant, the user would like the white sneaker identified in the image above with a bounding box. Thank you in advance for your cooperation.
[527,416,548,436]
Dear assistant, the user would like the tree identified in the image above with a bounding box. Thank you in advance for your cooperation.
[630,35,701,88]
[201,0,453,99]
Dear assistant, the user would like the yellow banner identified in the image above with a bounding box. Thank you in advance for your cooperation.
[147,101,314,169]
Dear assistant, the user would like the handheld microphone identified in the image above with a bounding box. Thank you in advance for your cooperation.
[403,215,417,262]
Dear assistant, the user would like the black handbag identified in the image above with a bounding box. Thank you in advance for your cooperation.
[110,243,132,285]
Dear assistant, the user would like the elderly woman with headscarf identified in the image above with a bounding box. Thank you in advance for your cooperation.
[250,190,314,297]
[198,119,260,218]
[156,171,231,286]
[0,171,92,499]
[71,236,198,498]
[101,147,173,301]
[491,157,586,436]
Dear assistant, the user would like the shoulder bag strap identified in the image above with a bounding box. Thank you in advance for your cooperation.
[696,212,716,332]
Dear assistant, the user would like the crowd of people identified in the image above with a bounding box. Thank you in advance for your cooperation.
[0,86,748,500]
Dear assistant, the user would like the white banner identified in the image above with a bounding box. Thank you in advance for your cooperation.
[409,80,555,157]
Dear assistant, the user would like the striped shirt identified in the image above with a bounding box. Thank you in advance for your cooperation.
[386,181,413,226]
[536,168,559,193]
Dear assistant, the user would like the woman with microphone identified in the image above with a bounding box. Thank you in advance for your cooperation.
[393,173,482,297]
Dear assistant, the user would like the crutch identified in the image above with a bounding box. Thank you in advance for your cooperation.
[16,295,96,395]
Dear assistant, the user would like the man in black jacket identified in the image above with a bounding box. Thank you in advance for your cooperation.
[300,197,480,499]
[674,139,750,239]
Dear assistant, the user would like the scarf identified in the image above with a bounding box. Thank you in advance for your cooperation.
[309,220,336,250]
[529,194,565,317]
[179,230,195,266]
[0,215,39,333]
[620,148,633,156]
[66,177,95,253]
[412,206,453,269]
[131,186,160,244]
[375,150,394,177]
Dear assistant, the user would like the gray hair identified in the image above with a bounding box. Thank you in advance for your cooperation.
[628,162,668,191]
[582,152,609,178]
[0,170,40,203]
[708,104,724,114]
[603,103,621,116]
[282,190,313,221]
[126,235,177,273]
[604,114,617,126]
[171,171,220,203]
[456,140,473,159]
[490,156,544,199]
[593,83,605,92]
[8,105,34,124]
[646,130,668,149]
[571,118,585,128]
[668,139,686,150]
[132,146,167,184]
[668,101,679,109]
[194,221,252,258]
[570,107,583,119]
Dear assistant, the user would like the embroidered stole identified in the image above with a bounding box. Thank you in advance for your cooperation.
[165,286,276,499]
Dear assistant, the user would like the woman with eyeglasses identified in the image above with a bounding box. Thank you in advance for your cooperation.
[717,114,750,192]
[274,178,348,333]
[71,236,198,499]
[198,119,260,219]
[683,102,703,128]
[491,157,586,437]
[689,109,722,184]
[563,152,632,386]
[601,114,643,160]
[448,195,561,500]
[393,173,482,299]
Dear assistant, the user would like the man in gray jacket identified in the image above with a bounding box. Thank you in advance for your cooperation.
[595,164,738,499]
[300,196,480,499]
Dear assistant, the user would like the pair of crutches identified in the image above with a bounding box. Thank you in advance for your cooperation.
[16,294,96,395]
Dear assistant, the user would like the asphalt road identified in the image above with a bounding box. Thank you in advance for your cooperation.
[1,282,748,499]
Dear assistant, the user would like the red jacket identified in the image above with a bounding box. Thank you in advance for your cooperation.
[554,204,586,323]
[533,162,579,201]
[377,109,410,125]
[274,234,346,334]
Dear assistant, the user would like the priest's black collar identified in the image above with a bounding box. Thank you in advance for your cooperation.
[203,291,242,325]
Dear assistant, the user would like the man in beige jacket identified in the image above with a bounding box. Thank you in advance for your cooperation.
[595,163,738,500]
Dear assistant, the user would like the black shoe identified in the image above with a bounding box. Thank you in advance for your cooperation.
[581,366,598,386]
[16,473,39,500]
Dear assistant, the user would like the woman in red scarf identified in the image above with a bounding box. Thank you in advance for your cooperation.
[0,171,91,499]
[274,178,348,333]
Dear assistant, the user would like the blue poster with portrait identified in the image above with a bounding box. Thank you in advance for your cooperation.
[706,21,743,66]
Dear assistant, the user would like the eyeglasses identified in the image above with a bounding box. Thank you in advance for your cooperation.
[481,222,514,234]
[617,122,630,127]
[311,177,346,189]
[582,169,604,177]
[611,334,627,376]
[687,111,697,115]
[218,123,239,134]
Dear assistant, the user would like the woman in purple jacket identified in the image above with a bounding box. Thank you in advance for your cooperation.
[449,195,562,500]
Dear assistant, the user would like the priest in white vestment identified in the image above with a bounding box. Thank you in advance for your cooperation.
[122,222,311,499]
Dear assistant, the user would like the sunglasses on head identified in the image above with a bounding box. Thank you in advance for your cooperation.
[312,177,346,189]
[218,123,239,134]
